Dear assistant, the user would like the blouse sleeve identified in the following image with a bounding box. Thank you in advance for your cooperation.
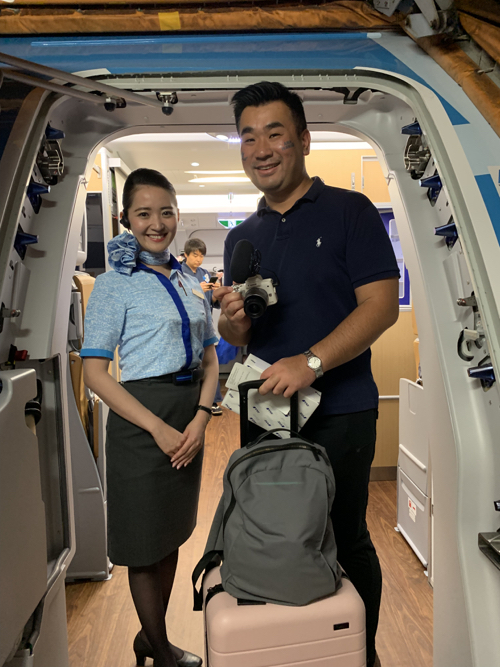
[80,273,127,360]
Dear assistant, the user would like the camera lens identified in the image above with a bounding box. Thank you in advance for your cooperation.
[244,286,269,319]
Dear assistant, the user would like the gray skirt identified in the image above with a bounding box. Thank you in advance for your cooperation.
[106,378,203,567]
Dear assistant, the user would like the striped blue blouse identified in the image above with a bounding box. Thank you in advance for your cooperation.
[80,265,218,382]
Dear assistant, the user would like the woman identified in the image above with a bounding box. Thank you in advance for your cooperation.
[81,168,218,667]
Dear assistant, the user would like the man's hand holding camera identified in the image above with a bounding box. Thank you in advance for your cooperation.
[215,285,252,342]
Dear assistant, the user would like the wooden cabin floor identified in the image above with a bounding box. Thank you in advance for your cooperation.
[66,406,433,667]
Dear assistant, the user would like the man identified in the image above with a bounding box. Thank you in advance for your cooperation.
[181,238,223,415]
[215,82,400,667]
[181,238,215,308]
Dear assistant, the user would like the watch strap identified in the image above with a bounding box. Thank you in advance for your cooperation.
[196,404,212,419]
[302,349,324,378]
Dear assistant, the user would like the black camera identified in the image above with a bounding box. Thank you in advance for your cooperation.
[231,240,278,319]
[157,91,178,117]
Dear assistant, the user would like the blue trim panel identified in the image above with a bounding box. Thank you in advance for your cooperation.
[204,336,219,348]
[79,348,114,359]
[0,32,467,125]
[375,42,468,126]
[476,174,500,245]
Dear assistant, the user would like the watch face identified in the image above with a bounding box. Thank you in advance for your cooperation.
[308,356,321,370]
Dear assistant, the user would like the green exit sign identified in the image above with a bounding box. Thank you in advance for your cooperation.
[218,218,244,228]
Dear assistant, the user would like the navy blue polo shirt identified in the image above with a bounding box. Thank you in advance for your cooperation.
[223,177,400,416]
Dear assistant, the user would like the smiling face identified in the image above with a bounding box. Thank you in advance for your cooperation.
[239,100,311,199]
[126,185,179,254]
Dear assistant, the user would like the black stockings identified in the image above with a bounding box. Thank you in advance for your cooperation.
[128,549,180,667]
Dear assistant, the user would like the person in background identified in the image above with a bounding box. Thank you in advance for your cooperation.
[181,239,215,309]
[182,239,223,415]
[216,82,400,667]
[81,168,218,667]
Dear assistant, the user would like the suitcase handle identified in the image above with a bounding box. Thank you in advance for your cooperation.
[238,379,299,448]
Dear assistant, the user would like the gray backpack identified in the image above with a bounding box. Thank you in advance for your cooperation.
[193,380,342,610]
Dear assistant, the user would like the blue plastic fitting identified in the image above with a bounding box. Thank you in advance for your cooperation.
[45,124,65,140]
[467,364,495,386]
[434,222,458,239]
[15,230,38,247]
[401,121,422,135]
[435,222,458,248]
[27,181,50,197]
[14,230,39,259]
[419,174,442,190]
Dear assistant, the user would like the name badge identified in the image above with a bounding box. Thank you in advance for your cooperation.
[192,288,204,299]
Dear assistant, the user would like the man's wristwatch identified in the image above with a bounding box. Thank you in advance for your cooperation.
[196,405,212,421]
[302,349,324,379]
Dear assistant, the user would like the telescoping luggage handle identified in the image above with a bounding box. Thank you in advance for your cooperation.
[238,379,299,448]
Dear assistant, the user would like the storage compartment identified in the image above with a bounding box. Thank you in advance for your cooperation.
[398,378,428,495]
[397,467,430,567]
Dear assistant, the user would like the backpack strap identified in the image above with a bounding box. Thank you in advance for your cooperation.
[192,496,226,611]
[249,428,316,448]
[192,551,222,611]
[205,583,225,607]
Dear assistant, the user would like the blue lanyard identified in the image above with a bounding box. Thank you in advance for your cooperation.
[136,263,193,370]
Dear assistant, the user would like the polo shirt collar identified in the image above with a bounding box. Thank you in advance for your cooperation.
[257,176,325,217]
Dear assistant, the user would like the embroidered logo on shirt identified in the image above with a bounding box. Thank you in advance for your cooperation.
[316,237,322,247]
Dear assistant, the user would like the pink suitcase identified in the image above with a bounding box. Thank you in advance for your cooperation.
[202,565,366,667]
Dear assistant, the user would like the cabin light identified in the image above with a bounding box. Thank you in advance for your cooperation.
[191,162,200,166]
[189,176,251,183]
[185,170,245,175]
[207,132,241,144]
[310,142,372,150]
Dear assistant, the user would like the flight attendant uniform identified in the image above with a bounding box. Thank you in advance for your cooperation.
[81,233,217,567]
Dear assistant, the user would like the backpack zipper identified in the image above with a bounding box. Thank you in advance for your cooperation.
[222,442,330,533]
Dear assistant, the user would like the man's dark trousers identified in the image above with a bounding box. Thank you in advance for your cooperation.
[301,408,381,667]
[248,408,381,667]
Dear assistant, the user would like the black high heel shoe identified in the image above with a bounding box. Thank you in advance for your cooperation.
[133,631,203,667]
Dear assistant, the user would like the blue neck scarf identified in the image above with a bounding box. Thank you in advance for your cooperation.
[107,231,171,275]
[139,248,171,266]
